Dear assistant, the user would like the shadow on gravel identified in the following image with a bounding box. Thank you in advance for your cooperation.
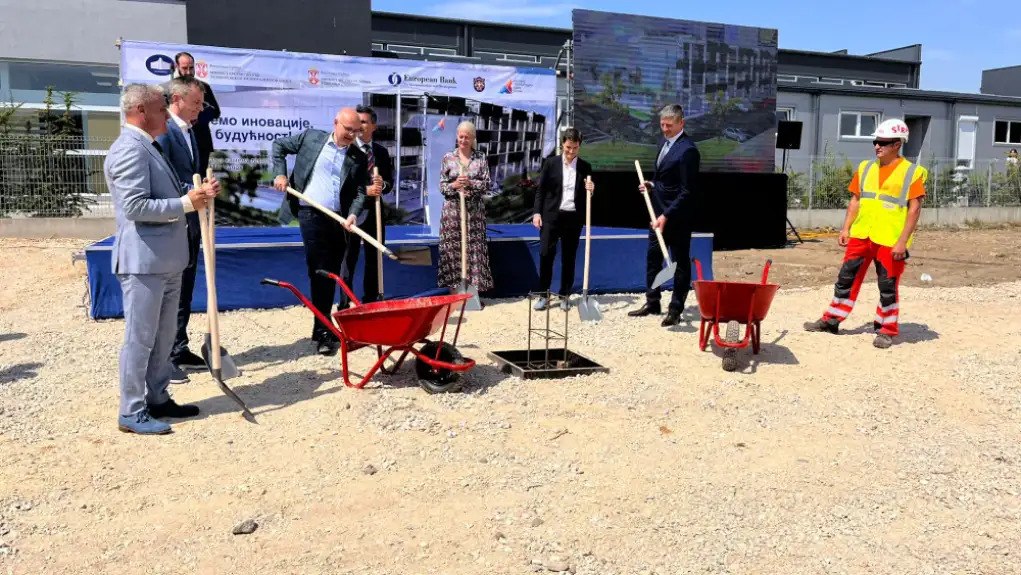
[0,332,27,343]
[708,330,799,374]
[840,322,941,345]
[228,338,316,370]
[188,368,341,420]
[0,362,43,386]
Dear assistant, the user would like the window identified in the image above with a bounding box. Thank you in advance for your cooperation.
[956,116,978,170]
[5,60,119,94]
[776,107,794,123]
[838,111,880,138]
[994,120,1021,145]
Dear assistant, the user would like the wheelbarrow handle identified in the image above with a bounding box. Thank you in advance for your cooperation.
[262,276,345,342]
[761,259,773,285]
[691,258,704,281]
[315,269,361,307]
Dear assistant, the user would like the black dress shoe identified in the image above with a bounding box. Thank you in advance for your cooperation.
[628,303,662,317]
[661,310,681,327]
[316,338,339,356]
[149,399,200,419]
[173,349,206,370]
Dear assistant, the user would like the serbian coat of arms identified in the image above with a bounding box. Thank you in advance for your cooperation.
[473,77,485,92]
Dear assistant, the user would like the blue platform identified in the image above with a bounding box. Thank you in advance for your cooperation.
[85,224,714,319]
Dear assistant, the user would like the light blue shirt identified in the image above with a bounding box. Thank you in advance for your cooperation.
[657,130,683,167]
[301,135,346,211]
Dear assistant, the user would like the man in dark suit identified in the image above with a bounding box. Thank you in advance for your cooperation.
[272,108,379,355]
[170,52,220,174]
[629,104,701,327]
[531,127,595,311]
[341,104,391,304]
[154,76,208,383]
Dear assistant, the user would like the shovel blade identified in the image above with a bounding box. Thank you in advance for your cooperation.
[210,367,256,422]
[394,246,432,266]
[651,263,677,290]
[577,294,603,322]
[202,333,239,380]
[456,282,482,311]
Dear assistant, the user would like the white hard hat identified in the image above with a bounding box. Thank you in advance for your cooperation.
[873,118,909,142]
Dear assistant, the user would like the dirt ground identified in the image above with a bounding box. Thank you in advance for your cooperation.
[1,228,1021,574]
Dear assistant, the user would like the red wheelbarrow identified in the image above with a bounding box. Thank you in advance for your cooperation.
[261,270,475,393]
[692,259,780,372]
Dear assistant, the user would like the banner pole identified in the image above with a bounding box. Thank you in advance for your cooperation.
[420,94,428,227]
[394,85,401,211]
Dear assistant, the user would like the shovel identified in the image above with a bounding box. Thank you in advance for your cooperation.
[373,167,385,300]
[577,176,602,322]
[284,186,431,265]
[455,165,482,311]
[634,160,676,290]
[193,174,253,421]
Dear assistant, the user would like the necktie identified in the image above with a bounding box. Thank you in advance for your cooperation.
[152,140,165,155]
[364,143,375,174]
[656,141,670,167]
[188,129,199,170]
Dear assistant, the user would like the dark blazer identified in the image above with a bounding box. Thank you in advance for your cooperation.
[160,79,220,174]
[272,128,368,219]
[356,139,394,197]
[650,132,700,222]
[194,81,220,175]
[533,154,593,220]
[155,119,201,244]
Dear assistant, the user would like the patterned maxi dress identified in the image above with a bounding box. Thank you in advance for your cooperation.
[437,149,494,292]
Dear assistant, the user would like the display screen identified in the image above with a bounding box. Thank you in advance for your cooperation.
[571,9,779,173]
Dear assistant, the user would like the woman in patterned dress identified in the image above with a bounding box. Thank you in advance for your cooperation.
[437,121,494,294]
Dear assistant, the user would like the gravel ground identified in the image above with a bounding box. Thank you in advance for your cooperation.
[1,233,1021,574]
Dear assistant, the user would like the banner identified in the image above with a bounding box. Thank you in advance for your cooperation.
[119,41,557,231]
[572,9,778,174]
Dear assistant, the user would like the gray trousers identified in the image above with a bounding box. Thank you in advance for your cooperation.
[117,272,182,416]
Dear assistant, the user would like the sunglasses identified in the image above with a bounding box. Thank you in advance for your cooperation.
[873,140,899,147]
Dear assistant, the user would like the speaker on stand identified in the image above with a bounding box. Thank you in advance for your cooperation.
[776,120,804,243]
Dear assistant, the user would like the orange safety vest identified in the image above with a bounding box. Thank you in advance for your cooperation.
[849,158,927,248]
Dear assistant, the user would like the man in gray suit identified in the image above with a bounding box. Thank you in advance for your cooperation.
[156,76,208,384]
[104,83,219,435]
[271,108,380,355]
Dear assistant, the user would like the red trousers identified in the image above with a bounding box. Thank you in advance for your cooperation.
[821,238,906,336]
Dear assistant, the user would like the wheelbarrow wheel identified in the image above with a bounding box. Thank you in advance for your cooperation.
[722,321,740,372]
[415,341,465,394]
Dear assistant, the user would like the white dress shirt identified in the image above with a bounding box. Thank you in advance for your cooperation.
[123,123,194,213]
[169,111,195,162]
[559,155,577,212]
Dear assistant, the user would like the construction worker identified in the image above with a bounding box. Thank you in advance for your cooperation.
[804,118,926,349]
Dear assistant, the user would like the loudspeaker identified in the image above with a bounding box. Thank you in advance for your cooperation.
[776,120,803,150]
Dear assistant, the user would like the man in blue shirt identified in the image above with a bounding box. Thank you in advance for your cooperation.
[272,108,377,354]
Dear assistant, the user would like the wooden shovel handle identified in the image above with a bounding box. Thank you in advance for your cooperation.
[583,175,592,292]
[194,174,221,371]
[373,167,383,293]
[634,160,671,262]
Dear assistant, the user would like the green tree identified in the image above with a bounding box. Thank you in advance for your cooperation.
[597,70,630,145]
[0,87,94,217]
[706,90,738,140]
[811,146,856,209]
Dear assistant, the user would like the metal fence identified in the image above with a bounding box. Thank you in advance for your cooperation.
[4,134,1021,218]
[0,134,117,218]
[782,154,1021,210]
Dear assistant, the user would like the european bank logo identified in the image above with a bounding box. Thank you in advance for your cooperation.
[498,80,513,94]
[145,54,174,76]
[432,119,446,131]
[388,73,402,86]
